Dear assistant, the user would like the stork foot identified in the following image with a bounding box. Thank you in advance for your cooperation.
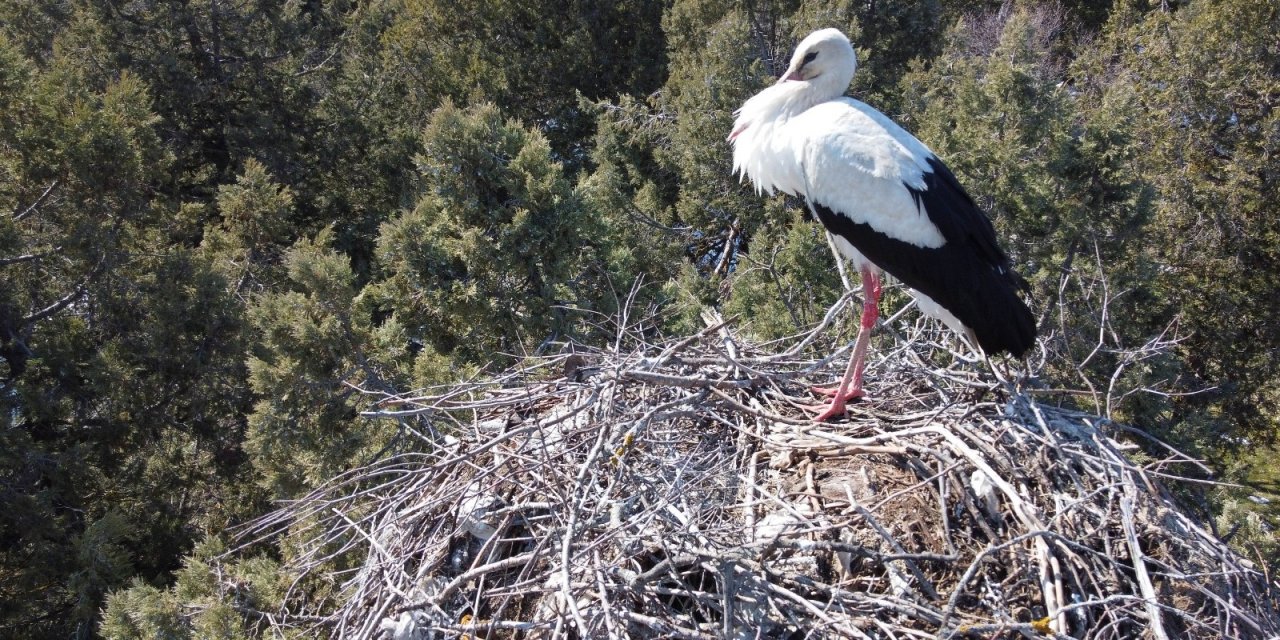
[811,398,850,422]
[808,388,865,422]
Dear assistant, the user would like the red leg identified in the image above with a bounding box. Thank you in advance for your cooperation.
[812,268,880,421]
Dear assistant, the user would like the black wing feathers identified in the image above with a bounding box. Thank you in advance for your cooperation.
[908,157,1020,287]
[810,156,1036,357]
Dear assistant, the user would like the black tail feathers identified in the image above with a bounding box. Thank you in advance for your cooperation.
[968,268,1036,358]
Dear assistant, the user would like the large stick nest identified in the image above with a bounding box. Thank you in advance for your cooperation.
[238,308,1278,639]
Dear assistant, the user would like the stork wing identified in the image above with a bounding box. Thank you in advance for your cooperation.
[791,100,944,249]
[906,156,1019,280]
[795,99,1017,278]
[793,99,1035,355]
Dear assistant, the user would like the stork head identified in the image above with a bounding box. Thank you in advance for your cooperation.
[778,28,857,98]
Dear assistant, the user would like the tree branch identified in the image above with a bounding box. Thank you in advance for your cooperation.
[22,258,105,325]
[12,181,59,222]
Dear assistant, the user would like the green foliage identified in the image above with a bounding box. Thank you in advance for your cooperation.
[1,28,260,637]
[369,102,611,366]
[652,1,773,265]
[345,0,666,168]
[1085,0,1280,442]
[100,581,189,640]
[64,511,136,629]
[724,218,846,340]
[1215,498,1280,578]
[209,160,295,265]
[101,539,286,640]
[245,229,390,496]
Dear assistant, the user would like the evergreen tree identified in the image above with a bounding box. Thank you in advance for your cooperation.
[0,33,257,637]
[202,159,297,295]
[1087,0,1280,447]
[243,228,387,496]
[369,101,618,370]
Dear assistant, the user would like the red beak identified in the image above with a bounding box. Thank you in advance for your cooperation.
[777,68,803,84]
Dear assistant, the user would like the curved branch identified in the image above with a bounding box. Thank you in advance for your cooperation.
[12,181,59,222]
[23,258,105,325]
[0,246,62,267]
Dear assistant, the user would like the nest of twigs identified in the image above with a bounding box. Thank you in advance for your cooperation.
[237,305,1279,639]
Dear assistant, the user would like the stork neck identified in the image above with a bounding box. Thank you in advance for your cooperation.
[772,80,832,121]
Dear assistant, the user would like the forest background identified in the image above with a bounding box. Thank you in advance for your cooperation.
[1,0,1277,637]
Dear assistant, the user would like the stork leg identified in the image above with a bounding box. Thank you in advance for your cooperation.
[812,267,881,421]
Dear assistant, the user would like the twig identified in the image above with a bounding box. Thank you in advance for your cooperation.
[1120,492,1170,640]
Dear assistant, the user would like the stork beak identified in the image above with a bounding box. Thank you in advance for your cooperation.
[777,68,803,84]
[727,122,747,142]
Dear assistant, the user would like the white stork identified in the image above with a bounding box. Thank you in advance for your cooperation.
[728,28,1036,421]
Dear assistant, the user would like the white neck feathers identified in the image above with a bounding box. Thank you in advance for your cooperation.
[729,81,826,196]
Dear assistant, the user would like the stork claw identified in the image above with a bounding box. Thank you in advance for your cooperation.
[811,399,849,422]
[808,388,866,422]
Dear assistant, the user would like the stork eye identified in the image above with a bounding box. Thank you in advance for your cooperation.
[802,51,818,64]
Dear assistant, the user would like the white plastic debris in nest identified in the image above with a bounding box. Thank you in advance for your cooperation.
[378,610,431,640]
[458,485,506,542]
[474,418,506,434]
[969,469,1000,520]
[754,510,801,542]
[754,503,813,542]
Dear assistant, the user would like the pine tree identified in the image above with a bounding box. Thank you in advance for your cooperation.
[243,229,389,496]
[0,32,259,637]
